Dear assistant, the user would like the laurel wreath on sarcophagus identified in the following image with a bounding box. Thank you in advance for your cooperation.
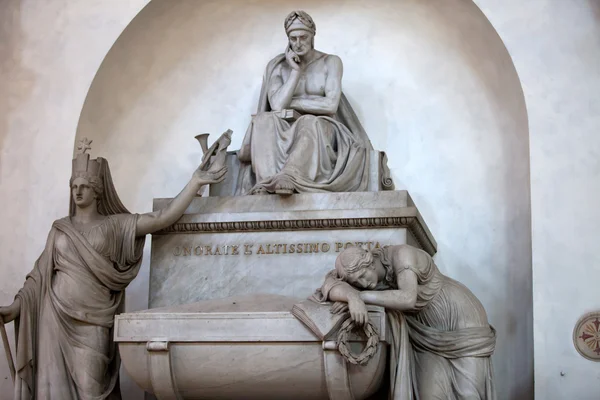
[336,318,380,365]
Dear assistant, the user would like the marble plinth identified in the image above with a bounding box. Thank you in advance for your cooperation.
[207,151,393,196]
[149,191,435,308]
[116,294,388,400]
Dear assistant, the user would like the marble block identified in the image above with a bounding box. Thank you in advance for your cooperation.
[208,150,392,197]
[149,190,436,308]
[116,294,388,400]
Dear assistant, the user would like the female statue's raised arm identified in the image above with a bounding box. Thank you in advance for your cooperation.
[135,165,227,237]
[0,136,231,399]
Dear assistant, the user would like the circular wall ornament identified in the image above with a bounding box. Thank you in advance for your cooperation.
[573,311,600,361]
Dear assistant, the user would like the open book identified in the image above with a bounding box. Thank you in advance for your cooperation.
[292,299,349,340]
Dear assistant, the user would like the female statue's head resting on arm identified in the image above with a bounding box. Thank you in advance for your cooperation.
[335,247,383,290]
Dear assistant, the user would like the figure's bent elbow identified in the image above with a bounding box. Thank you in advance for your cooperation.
[405,294,417,311]
[267,93,285,112]
[323,98,341,115]
[270,103,284,112]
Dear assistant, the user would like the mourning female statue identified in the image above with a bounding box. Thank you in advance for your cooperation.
[238,10,377,195]
[313,244,497,399]
[0,138,227,399]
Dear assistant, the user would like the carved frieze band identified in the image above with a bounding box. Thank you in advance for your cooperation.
[158,216,436,256]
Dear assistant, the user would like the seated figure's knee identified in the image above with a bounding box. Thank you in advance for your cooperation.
[295,114,320,131]
[294,115,329,141]
[296,114,318,125]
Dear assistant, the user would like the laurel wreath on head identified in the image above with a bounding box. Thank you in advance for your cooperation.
[336,318,380,365]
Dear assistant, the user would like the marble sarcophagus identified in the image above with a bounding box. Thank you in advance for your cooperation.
[115,294,389,400]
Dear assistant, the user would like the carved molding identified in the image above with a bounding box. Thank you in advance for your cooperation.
[157,216,436,256]
[379,152,395,191]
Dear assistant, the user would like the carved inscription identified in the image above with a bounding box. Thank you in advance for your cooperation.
[173,241,386,256]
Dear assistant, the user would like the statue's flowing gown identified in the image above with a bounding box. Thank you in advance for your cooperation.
[238,54,378,194]
[314,247,496,400]
[13,215,144,400]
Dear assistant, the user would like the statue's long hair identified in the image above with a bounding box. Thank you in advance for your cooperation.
[372,247,397,288]
[69,157,130,217]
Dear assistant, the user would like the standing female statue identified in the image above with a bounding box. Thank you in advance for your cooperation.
[0,139,227,399]
[313,244,497,399]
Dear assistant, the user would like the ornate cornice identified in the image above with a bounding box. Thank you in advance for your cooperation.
[157,216,436,256]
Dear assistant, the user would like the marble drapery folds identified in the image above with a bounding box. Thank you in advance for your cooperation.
[313,248,496,399]
[13,215,144,400]
[238,54,375,194]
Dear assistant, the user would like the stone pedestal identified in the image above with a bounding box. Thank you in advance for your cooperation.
[207,151,394,197]
[149,190,436,308]
[122,190,436,399]
[117,294,388,400]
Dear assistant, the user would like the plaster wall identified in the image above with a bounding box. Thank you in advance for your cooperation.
[474,1,600,398]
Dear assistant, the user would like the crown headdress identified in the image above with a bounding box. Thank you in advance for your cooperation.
[72,137,101,180]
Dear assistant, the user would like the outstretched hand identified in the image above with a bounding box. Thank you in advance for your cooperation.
[0,299,20,324]
[193,165,228,186]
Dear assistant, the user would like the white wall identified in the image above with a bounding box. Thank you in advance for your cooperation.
[75,1,532,399]
[2,0,598,399]
[474,1,600,398]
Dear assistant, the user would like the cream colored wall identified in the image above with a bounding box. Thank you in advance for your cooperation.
[475,1,600,399]
[0,1,597,399]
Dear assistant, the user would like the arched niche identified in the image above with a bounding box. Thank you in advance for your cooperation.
[76,0,533,398]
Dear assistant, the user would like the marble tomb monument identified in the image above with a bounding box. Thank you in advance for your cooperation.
[0,10,497,400]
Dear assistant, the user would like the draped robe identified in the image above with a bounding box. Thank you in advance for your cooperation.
[238,54,376,194]
[313,247,496,400]
[13,215,144,400]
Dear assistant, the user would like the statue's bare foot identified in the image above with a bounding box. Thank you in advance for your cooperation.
[274,177,295,196]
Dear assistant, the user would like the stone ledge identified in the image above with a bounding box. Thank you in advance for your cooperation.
[154,190,411,214]
[153,191,436,255]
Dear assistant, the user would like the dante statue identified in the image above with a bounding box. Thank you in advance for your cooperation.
[0,137,228,399]
[238,10,378,195]
[313,244,497,399]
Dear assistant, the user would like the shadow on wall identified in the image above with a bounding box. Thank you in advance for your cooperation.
[75,0,532,399]
[0,1,36,175]
[0,2,36,393]
[590,0,600,19]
